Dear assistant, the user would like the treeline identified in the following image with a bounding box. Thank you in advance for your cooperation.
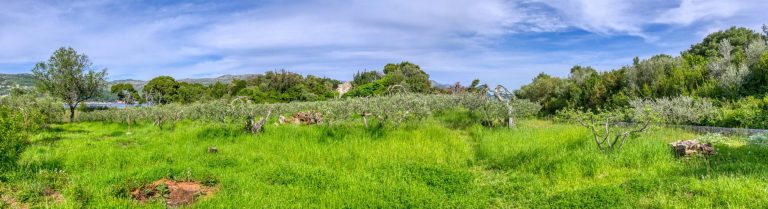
[112,62,450,105]
[516,26,768,128]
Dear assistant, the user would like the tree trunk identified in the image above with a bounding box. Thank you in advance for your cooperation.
[69,106,76,122]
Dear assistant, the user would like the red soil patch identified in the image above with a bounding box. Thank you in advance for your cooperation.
[132,179,216,207]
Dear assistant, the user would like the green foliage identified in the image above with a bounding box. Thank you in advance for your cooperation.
[352,70,382,87]
[0,105,28,172]
[1,90,65,128]
[344,80,386,97]
[687,26,766,60]
[558,106,658,152]
[381,62,431,93]
[0,73,35,96]
[748,131,768,146]
[744,52,768,95]
[697,133,729,145]
[32,47,107,122]
[4,115,768,207]
[236,70,340,103]
[75,93,541,129]
[630,96,716,125]
[143,76,178,104]
[713,96,768,128]
[174,82,208,104]
[515,73,568,114]
[110,83,140,104]
[208,82,229,99]
[346,62,432,97]
[516,26,768,129]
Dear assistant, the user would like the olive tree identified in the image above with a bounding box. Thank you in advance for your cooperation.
[561,107,658,153]
[32,47,107,122]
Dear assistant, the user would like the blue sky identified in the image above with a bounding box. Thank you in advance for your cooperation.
[0,0,766,88]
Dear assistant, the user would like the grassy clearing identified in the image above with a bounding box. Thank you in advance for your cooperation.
[3,110,768,208]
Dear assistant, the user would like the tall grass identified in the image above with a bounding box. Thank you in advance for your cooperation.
[3,110,768,208]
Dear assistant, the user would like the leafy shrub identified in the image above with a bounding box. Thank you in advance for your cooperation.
[558,106,658,152]
[748,131,768,146]
[629,96,715,125]
[713,96,768,128]
[0,92,65,128]
[697,133,729,145]
[0,105,28,171]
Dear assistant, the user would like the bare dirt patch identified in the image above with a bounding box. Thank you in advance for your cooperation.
[131,179,216,207]
[43,187,65,203]
[1,194,30,209]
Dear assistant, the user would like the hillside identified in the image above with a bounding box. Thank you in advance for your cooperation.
[0,73,35,95]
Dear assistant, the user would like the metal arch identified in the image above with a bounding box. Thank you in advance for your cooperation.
[493,85,516,102]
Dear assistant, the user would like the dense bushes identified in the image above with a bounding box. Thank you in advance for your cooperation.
[0,105,28,171]
[516,26,768,123]
[0,91,63,171]
[134,62,438,105]
[0,91,64,129]
[625,95,768,129]
[345,62,433,97]
[629,96,715,125]
[713,96,768,128]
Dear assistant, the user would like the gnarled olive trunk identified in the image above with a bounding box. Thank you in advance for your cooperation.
[69,106,76,122]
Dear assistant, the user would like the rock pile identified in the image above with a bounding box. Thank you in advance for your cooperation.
[670,140,716,157]
[290,111,323,125]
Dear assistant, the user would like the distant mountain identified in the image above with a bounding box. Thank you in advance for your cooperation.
[107,79,149,91]
[431,80,451,89]
[177,74,259,85]
[0,73,35,95]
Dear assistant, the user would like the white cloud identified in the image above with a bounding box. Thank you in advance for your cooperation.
[0,0,766,88]
[655,0,743,25]
[532,0,764,41]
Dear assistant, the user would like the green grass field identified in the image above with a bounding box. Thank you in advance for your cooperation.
[3,110,768,208]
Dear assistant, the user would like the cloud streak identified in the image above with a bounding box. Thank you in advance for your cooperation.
[0,0,765,88]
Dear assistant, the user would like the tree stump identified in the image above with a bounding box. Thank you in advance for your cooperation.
[246,110,272,134]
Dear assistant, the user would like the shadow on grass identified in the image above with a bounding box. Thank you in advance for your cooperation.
[47,126,88,134]
[33,136,63,146]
